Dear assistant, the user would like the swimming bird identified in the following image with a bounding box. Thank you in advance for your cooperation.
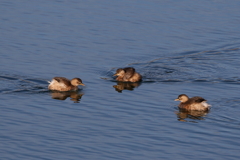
[113,67,142,82]
[174,94,211,111]
[48,77,85,91]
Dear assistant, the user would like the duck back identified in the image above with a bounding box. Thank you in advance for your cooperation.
[128,72,142,82]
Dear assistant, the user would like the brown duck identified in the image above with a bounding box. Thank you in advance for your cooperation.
[113,67,142,82]
[48,77,85,91]
[175,94,211,111]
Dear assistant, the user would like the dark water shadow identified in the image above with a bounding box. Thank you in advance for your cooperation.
[50,91,84,103]
[175,109,210,123]
[113,81,142,93]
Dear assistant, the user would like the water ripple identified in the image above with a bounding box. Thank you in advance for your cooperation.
[112,46,240,84]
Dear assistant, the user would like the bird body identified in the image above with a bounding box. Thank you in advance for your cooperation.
[113,67,142,82]
[175,94,211,111]
[48,77,84,91]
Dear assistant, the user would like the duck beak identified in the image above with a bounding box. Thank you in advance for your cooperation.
[80,83,85,86]
[174,98,179,101]
[113,73,118,76]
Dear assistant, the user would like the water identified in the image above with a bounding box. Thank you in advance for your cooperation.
[1,0,240,159]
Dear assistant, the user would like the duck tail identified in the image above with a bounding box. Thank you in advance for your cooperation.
[202,101,211,108]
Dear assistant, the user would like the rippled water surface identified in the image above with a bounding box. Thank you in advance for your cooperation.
[1,0,240,159]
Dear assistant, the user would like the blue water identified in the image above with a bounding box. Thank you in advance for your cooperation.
[1,0,240,159]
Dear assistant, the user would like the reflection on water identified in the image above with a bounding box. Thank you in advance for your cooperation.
[175,109,209,122]
[113,82,141,93]
[50,91,84,103]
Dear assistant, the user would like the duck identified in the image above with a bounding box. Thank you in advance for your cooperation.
[174,94,211,111]
[48,77,85,91]
[113,67,142,82]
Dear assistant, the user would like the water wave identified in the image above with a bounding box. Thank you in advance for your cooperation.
[106,46,240,84]
[0,74,49,94]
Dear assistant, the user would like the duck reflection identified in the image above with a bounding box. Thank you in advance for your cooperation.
[175,109,209,122]
[50,91,84,103]
[113,81,141,93]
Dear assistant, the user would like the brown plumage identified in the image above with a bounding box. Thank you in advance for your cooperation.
[174,94,211,111]
[48,77,85,91]
[113,67,142,82]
